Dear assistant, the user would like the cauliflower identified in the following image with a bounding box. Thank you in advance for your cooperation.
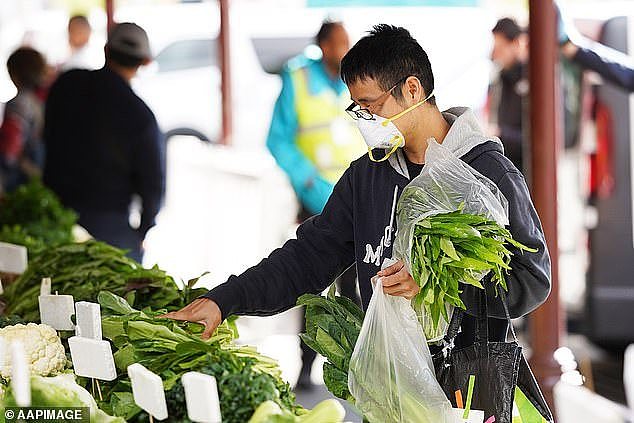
[0,323,66,379]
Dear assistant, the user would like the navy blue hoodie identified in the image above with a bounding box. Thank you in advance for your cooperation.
[204,108,551,342]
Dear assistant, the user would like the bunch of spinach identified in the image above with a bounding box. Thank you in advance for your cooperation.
[97,291,301,423]
[2,241,206,321]
[0,179,77,249]
[409,206,536,334]
[297,285,363,403]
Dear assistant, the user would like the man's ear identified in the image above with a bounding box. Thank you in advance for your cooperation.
[405,76,423,102]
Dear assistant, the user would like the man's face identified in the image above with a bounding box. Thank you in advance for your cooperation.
[491,33,520,70]
[320,25,350,73]
[69,21,91,50]
[348,77,415,137]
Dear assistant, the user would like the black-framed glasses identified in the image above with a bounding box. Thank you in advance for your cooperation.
[345,76,409,120]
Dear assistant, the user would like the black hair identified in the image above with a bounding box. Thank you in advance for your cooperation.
[492,17,524,41]
[316,20,344,46]
[105,47,145,68]
[341,24,435,105]
[7,47,46,90]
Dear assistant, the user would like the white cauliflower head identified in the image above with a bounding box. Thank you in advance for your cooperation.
[0,323,66,380]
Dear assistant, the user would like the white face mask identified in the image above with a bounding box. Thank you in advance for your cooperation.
[357,90,434,162]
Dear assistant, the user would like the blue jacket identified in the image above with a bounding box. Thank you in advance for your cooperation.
[574,43,634,92]
[266,58,349,215]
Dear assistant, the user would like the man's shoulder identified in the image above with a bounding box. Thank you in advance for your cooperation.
[463,141,520,184]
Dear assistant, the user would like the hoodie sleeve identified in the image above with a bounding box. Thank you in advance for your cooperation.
[202,166,356,320]
[461,169,552,319]
[573,43,634,92]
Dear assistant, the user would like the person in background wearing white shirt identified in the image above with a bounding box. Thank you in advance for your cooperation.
[61,15,102,72]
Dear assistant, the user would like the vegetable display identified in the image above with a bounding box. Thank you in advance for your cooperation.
[0,323,67,379]
[0,183,351,422]
[97,291,303,423]
[408,207,536,336]
[297,285,363,403]
[1,241,206,322]
[0,180,77,250]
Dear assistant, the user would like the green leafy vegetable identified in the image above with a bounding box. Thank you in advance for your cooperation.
[97,291,302,423]
[0,179,77,251]
[409,206,537,337]
[297,285,363,403]
[2,241,205,321]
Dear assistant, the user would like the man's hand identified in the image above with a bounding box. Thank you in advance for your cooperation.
[377,260,420,300]
[160,298,222,340]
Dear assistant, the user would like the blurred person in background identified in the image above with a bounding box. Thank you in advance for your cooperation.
[266,20,364,390]
[44,23,164,262]
[488,17,529,172]
[0,47,46,193]
[558,8,634,93]
[61,15,102,72]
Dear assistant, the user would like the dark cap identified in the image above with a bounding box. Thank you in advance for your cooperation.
[106,22,151,60]
[492,17,524,41]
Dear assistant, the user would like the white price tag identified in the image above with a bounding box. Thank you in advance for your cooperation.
[0,242,27,275]
[39,294,75,331]
[40,278,52,296]
[128,363,168,420]
[10,341,31,407]
[68,336,116,381]
[74,302,102,340]
[182,372,221,422]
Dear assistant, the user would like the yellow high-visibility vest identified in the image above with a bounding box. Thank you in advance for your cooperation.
[290,67,365,184]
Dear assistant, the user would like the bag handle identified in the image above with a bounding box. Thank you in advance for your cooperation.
[474,288,489,343]
[498,288,519,343]
[441,282,517,345]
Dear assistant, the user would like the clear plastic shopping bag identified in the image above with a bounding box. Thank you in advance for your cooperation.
[348,277,452,423]
[393,138,509,342]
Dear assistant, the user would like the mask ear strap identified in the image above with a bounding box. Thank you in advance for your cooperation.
[369,135,404,162]
[382,89,435,127]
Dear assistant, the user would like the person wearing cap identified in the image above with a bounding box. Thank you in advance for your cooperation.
[266,20,364,390]
[43,22,165,262]
[488,17,529,172]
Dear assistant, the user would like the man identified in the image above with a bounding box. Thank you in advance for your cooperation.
[0,47,46,193]
[266,20,364,389]
[164,25,550,358]
[61,15,102,71]
[44,23,164,262]
[488,17,529,172]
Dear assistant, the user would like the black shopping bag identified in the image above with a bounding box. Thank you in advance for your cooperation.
[432,289,553,423]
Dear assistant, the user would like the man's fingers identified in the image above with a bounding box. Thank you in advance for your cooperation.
[379,275,400,288]
[377,260,404,277]
[201,320,216,340]
[379,269,409,287]
[164,310,191,321]
[158,311,181,320]
[383,283,405,295]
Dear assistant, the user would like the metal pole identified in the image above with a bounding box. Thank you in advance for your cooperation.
[219,0,232,145]
[105,0,115,32]
[528,0,563,412]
